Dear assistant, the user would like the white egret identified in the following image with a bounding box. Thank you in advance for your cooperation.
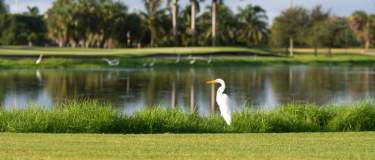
[143,59,156,68]
[175,54,181,64]
[149,58,156,67]
[190,57,196,65]
[207,56,213,64]
[187,55,196,65]
[102,58,120,66]
[35,54,43,64]
[207,79,232,125]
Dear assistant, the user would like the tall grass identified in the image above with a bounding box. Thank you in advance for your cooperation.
[0,101,375,133]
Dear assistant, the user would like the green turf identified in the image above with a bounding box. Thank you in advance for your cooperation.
[1,46,375,68]
[0,46,271,56]
[0,132,374,160]
[1,53,375,69]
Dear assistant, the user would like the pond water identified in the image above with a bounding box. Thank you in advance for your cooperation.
[1,65,375,115]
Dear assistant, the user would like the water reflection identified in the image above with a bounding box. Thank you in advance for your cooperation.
[0,65,374,114]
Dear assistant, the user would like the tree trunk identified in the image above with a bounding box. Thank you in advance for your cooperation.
[314,46,318,57]
[69,39,76,48]
[58,38,64,48]
[365,40,370,53]
[289,37,294,56]
[150,32,155,47]
[191,1,196,46]
[171,81,176,108]
[210,83,216,112]
[211,0,217,46]
[328,47,332,56]
[172,0,177,45]
[190,81,195,113]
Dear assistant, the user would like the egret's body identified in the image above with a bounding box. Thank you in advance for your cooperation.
[176,55,181,64]
[190,58,196,65]
[36,54,43,64]
[207,79,232,125]
[207,56,212,64]
[188,55,196,65]
[143,59,156,68]
[102,58,120,66]
[149,59,156,67]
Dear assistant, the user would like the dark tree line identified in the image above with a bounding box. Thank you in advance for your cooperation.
[0,0,269,48]
[0,0,373,51]
[0,6,47,46]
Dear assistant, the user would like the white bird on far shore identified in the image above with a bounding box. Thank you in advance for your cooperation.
[189,55,196,65]
[176,54,181,64]
[143,59,156,67]
[102,58,120,66]
[36,54,43,64]
[149,59,155,67]
[207,56,213,64]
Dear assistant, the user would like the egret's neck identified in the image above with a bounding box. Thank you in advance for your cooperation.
[217,81,226,97]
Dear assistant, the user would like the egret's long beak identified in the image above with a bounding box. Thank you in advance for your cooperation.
[206,80,216,84]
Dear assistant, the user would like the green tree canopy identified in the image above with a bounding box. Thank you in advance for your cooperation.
[348,11,375,52]
[0,14,46,46]
[304,5,330,55]
[237,4,268,47]
[198,3,237,46]
[271,7,309,53]
[0,0,7,14]
[45,0,130,48]
[141,0,169,47]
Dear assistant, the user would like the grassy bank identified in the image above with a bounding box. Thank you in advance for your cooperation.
[1,47,375,68]
[1,101,375,133]
[0,46,270,56]
[1,132,374,160]
[2,53,375,69]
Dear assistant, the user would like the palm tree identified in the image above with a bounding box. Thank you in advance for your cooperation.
[348,11,374,52]
[99,1,128,48]
[211,0,227,46]
[166,0,178,43]
[237,4,268,46]
[190,0,204,46]
[198,4,237,46]
[26,6,39,16]
[0,0,7,14]
[45,0,75,47]
[211,0,217,46]
[141,0,165,47]
[172,0,178,42]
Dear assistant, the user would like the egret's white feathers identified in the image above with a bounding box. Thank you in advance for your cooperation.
[217,93,232,125]
[36,54,43,64]
[213,79,232,125]
[102,58,120,66]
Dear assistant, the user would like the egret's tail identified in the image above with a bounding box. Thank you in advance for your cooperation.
[222,114,231,125]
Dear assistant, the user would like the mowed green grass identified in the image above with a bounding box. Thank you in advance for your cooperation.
[0,46,270,56]
[0,132,374,160]
[1,46,375,68]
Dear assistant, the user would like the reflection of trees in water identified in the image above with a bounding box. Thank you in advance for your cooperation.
[1,66,375,110]
[0,70,42,106]
[349,67,370,96]
[42,70,127,104]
